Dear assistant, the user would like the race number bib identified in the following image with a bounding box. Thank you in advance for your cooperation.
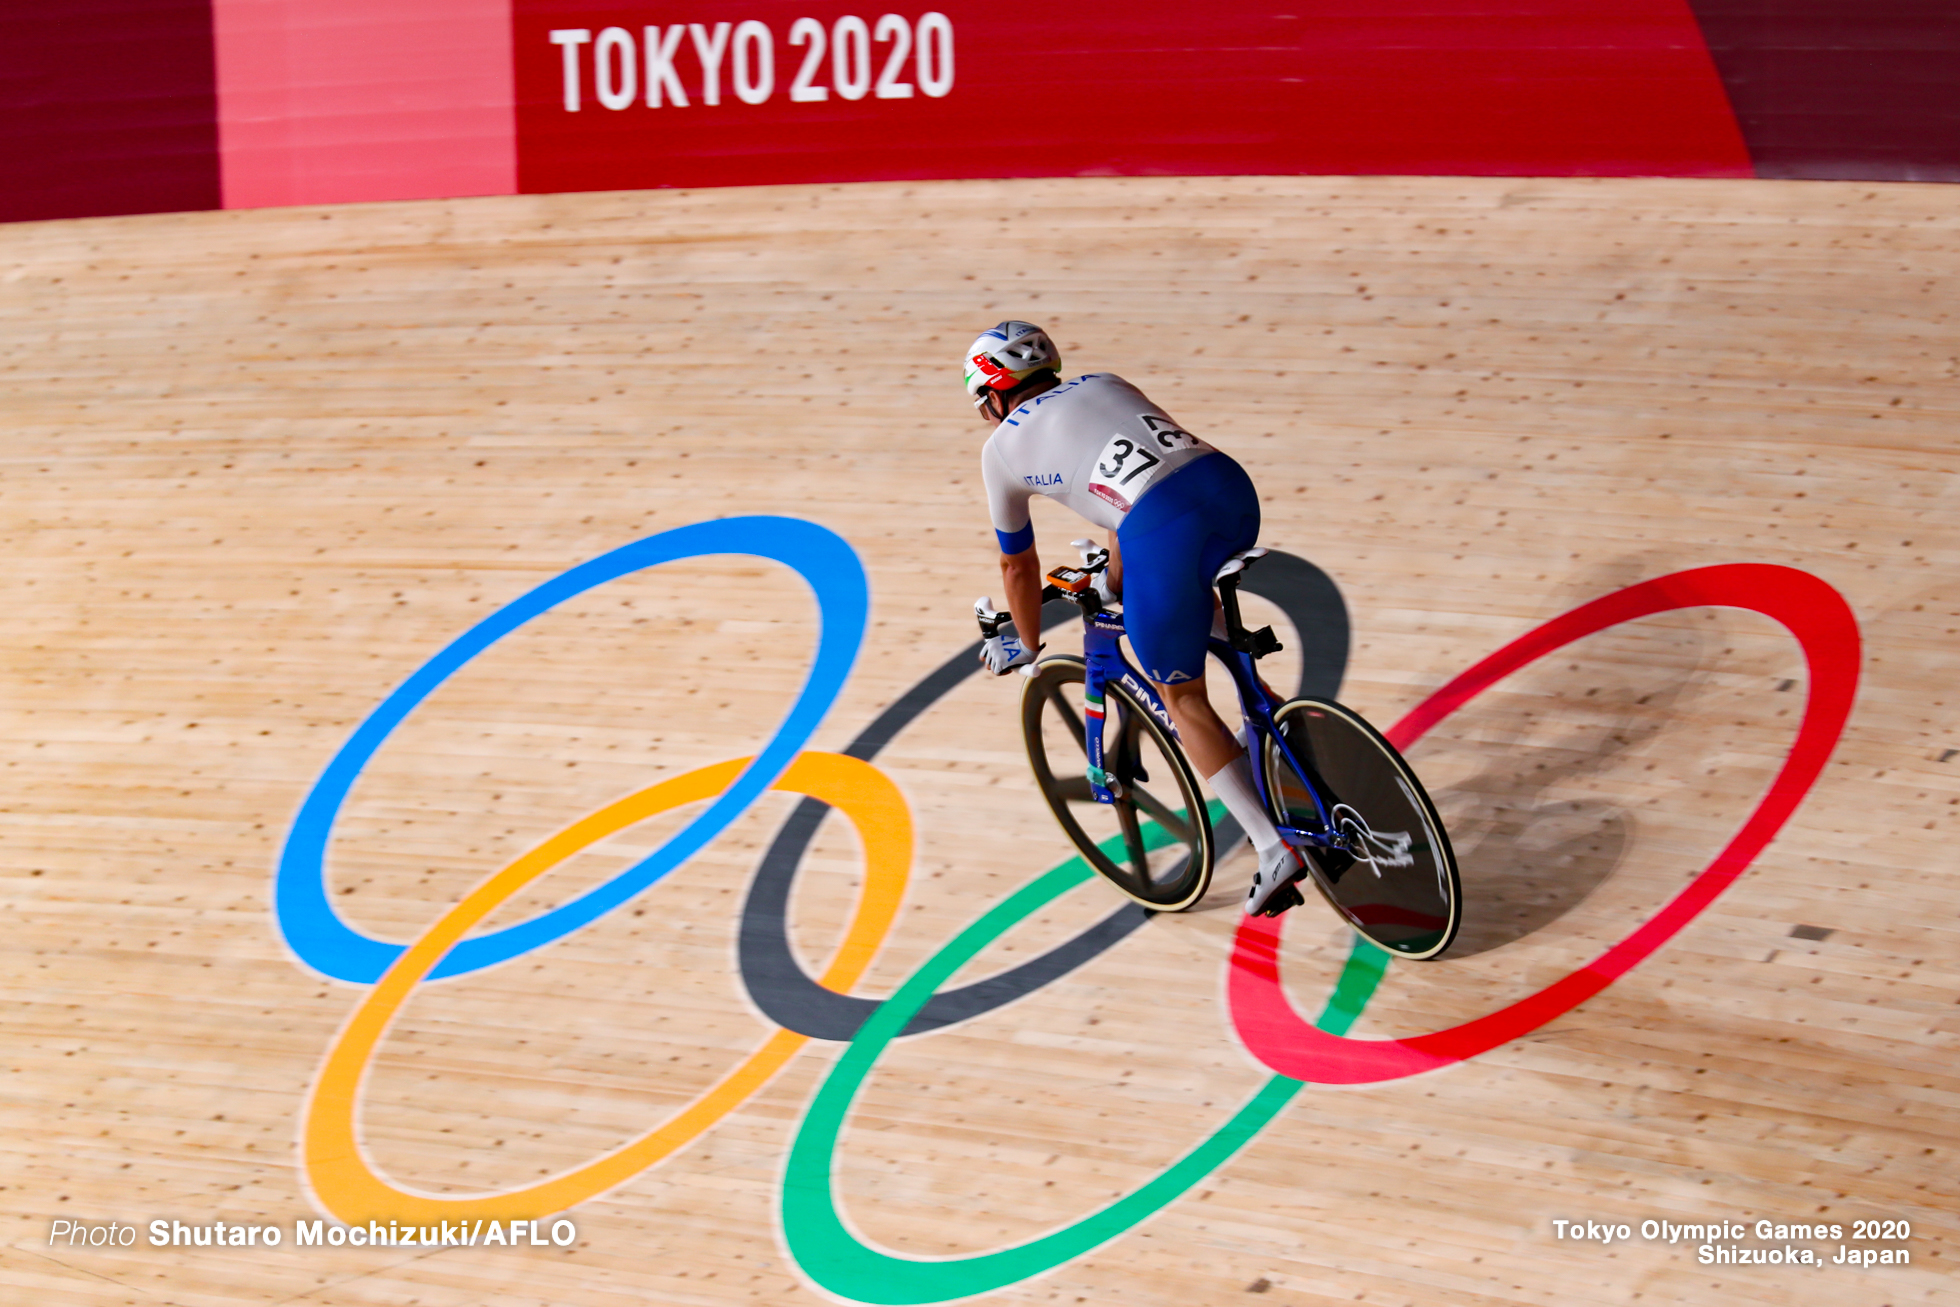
[1086,416,1203,512]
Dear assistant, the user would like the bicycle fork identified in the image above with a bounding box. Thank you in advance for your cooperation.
[1080,611,1138,804]
[1080,610,1192,805]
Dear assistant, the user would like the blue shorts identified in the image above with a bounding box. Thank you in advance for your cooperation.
[1116,452,1261,685]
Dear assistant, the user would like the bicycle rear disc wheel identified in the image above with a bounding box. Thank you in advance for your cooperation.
[1022,656,1214,911]
[1262,697,1460,959]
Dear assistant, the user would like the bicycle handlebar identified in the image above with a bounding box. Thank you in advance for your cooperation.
[974,540,1109,640]
[974,539,1278,660]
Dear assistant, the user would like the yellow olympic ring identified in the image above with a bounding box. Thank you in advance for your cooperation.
[302,751,910,1223]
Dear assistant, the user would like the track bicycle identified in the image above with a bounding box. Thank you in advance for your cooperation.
[976,542,1461,959]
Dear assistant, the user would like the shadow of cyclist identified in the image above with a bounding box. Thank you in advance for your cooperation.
[1426,581,1715,958]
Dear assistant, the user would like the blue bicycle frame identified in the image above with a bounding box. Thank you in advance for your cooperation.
[1072,598,1350,858]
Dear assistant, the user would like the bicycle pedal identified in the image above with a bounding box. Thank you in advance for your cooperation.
[1257,881,1306,918]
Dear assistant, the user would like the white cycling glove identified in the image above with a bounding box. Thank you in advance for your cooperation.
[981,632,1039,675]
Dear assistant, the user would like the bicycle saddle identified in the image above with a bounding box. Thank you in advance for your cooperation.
[1213,547,1269,585]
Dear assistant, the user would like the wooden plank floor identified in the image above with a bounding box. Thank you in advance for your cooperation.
[0,176,1954,1307]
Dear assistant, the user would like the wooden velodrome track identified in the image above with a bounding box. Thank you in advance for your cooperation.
[2,175,1954,1307]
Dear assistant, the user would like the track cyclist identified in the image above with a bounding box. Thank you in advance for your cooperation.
[966,320,1305,916]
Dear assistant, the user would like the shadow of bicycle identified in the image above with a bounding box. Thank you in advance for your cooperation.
[1423,599,1716,958]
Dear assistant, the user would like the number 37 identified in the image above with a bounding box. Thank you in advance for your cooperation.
[1099,417,1195,485]
[1098,438,1159,486]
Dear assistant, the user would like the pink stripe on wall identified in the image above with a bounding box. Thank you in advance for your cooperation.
[212,0,516,208]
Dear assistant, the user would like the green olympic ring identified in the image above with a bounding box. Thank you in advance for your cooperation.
[781,820,1387,1305]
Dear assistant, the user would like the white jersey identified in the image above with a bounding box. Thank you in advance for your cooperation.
[981,373,1215,547]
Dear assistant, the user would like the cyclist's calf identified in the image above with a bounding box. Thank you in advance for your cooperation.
[1154,675,1239,778]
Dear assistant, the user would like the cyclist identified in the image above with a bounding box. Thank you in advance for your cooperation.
[966,320,1304,916]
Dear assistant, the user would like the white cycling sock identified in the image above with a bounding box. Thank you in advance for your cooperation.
[1205,751,1283,853]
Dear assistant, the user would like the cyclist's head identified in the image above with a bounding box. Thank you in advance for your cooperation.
[963,320,1061,422]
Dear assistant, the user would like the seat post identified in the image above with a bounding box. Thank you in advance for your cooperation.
[1213,550,1283,659]
[1216,571,1252,648]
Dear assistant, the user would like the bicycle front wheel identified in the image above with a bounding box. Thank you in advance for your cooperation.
[1262,697,1460,959]
[1022,656,1215,911]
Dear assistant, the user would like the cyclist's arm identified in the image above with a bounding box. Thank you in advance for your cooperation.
[1104,534,1123,596]
[981,437,1046,650]
[1000,545,1044,654]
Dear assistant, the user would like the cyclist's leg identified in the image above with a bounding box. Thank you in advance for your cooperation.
[1117,455,1295,902]
[1117,453,1260,695]
[1111,533,1220,631]
[1157,675,1236,775]
[1160,676,1302,912]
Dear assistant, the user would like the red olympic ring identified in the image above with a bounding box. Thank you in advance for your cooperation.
[1228,564,1860,1083]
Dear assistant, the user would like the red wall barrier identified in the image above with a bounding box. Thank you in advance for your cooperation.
[512,1,1752,192]
[211,0,515,209]
[1688,0,1960,182]
[0,0,219,223]
[2,0,1958,222]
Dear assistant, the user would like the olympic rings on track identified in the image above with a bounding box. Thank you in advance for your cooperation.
[1228,564,1860,1083]
[283,523,1852,1303]
[304,752,911,1223]
[275,517,867,984]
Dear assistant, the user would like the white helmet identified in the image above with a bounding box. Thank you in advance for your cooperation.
[962,321,1061,407]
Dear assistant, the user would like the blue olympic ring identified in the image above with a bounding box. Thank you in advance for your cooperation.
[274,516,868,983]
